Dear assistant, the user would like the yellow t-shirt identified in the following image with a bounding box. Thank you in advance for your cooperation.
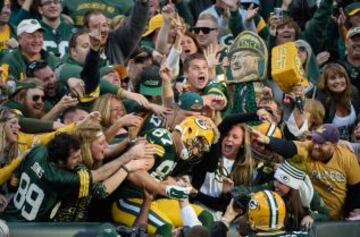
[293,141,360,220]
[0,25,11,51]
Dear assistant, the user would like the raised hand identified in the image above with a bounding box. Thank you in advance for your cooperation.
[204,43,220,71]
[89,25,101,51]
[316,51,330,66]
[245,4,259,22]
[159,61,172,82]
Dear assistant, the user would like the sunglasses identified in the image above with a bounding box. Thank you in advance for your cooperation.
[193,27,217,34]
[32,95,45,102]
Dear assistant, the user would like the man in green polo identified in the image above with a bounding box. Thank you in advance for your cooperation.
[0,19,59,81]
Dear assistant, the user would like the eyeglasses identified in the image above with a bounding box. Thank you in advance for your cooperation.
[41,0,60,6]
[193,27,217,34]
[32,95,45,102]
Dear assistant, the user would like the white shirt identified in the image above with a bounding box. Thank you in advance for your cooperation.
[200,156,235,198]
[332,104,357,128]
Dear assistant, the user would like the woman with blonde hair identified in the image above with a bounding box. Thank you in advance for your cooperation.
[55,118,155,221]
[0,107,80,186]
[316,63,360,139]
[92,94,143,143]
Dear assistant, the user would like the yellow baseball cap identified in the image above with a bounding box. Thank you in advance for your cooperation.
[142,14,164,37]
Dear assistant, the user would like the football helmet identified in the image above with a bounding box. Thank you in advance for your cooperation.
[254,121,282,139]
[248,190,286,232]
[175,115,219,160]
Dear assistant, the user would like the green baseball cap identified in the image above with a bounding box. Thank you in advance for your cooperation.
[178,92,204,111]
[100,66,114,78]
[96,223,119,237]
[139,65,162,96]
[346,2,360,17]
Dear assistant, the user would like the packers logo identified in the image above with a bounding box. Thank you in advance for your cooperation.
[249,199,258,210]
[195,118,208,130]
[280,174,290,183]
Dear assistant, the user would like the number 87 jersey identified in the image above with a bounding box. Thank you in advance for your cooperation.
[144,128,178,181]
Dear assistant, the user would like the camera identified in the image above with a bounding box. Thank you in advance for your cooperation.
[294,96,304,113]
[273,8,285,22]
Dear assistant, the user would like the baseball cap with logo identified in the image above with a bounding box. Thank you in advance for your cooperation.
[311,124,340,144]
[178,92,204,111]
[17,19,43,36]
[139,65,162,96]
[347,27,360,39]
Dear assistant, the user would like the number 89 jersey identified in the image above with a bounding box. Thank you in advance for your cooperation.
[3,146,92,222]
[117,128,178,198]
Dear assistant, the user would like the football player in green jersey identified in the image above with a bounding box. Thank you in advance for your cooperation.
[112,115,219,237]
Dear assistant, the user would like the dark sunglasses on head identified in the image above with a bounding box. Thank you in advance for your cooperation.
[27,60,48,76]
[193,27,217,34]
[32,95,45,102]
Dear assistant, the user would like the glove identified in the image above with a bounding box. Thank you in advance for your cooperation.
[165,185,192,200]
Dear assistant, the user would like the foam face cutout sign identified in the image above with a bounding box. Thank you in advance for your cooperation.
[225,31,268,84]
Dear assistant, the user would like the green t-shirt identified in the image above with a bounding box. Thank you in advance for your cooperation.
[41,20,75,58]
[3,146,92,222]
[117,128,177,198]
[62,0,134,27]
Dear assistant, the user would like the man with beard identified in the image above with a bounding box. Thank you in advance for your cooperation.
[38,0,75,58]
[0,19,59,81]
[27,60,58,105]
[251,123,360,220]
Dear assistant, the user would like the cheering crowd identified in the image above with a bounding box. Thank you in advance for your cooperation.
[1,0,360,236]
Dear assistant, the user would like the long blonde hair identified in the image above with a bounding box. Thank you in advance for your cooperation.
[92,94,126,128]
[229,125,283,185]
[74,119,103,169]
[229,125,254,185]
[0,107,20,164]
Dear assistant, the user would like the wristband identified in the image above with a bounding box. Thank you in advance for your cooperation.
[121,165,129,174]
